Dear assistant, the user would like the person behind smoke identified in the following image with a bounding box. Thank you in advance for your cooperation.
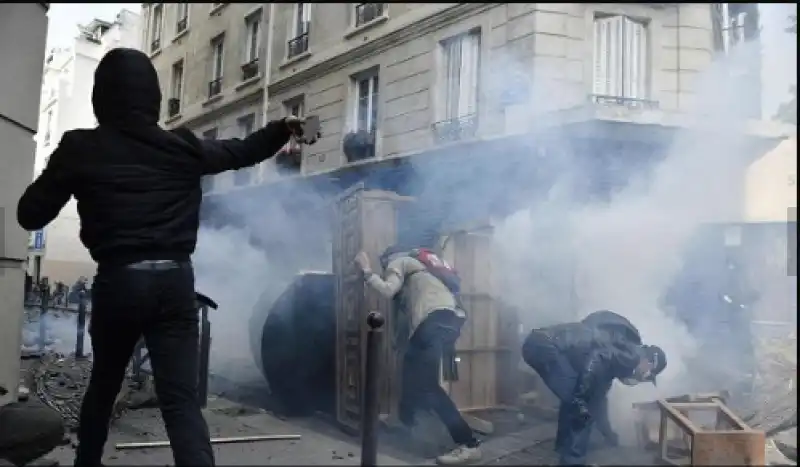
[16,47,320,467]
[522,310,667,466]
[354,245,482,466]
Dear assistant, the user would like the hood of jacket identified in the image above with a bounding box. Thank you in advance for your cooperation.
[92,48,161,127]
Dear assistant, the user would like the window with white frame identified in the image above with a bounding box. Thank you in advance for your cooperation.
[238,113,255,137]
[592,15,648,99]
[288,3,311,58]
[439,30,481,121]
[352,70,379,133]
[284,96,305,118]
[168,60,183,116]
[171,60,183,100]
[176,3,189,33]
[294,3,311,37]
[244,11,261,64]
[150,3,163,52]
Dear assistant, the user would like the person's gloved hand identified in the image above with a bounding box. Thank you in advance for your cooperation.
[571,398,592,423]
[284,116,321,145]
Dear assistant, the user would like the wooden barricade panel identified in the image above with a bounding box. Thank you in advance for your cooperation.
[441,230,520,411]
[332,184,413,433]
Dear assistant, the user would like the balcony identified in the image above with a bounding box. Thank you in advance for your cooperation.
[176,17,187,34]
[167,98,181,117]
[287,32,309,59]
[208,78,222,98]
[150,37,161,52]
[589,94,660,110]
[432,113,478,144]
[241,58,259,81]
[355,3,385,27]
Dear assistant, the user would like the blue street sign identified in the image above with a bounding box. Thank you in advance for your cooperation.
[32,230,45,251]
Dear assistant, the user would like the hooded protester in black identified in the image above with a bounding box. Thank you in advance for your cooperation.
[16,48,317,467]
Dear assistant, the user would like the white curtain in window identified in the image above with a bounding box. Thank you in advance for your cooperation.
[442,32,480,119]
[623,18,646,99]
[457,32,480,118]
[593,15,646,99]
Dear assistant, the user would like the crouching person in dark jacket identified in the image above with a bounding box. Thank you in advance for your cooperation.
[16,48,319,467]
[522,311,666,466]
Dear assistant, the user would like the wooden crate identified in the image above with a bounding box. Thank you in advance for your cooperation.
[332,184,413,434]
[653,398,765,466]
[441,231,521,411]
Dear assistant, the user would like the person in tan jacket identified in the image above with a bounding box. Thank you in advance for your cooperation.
[355,246,481,466]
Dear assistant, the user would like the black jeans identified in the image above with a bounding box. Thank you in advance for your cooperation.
[399,310,477,447]
[75,262,214,467]
[522,330,592,466]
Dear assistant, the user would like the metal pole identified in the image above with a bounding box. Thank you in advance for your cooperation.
[115,434,302,450]
[75,290,87,358]
[361,311,385,467]
[197,304,211,408]
[38,280,49,352]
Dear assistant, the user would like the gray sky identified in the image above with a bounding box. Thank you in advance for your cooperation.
[46,3,796,119]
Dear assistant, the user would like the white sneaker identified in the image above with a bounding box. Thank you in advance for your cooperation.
[436,444,482,465]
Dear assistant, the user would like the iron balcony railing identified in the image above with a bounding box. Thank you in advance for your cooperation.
[176,17,187,34]
[241,58,259,81]
[355,3,385,27]
[431,113,478,144]
[287,31,309,59]
[208,78,222,98]
[589,94,660,110]
[150,37,161,52]
[167,98,180,117]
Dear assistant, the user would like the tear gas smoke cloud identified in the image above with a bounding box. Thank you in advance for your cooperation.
[191,8,794,442]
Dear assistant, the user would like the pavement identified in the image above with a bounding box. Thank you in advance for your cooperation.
[44,397,409,466]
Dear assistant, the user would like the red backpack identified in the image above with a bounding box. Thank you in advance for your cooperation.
[408,248,463,297]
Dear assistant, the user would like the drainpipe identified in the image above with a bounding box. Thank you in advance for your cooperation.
[676,4,681,110]
[258,2,276,183]
[261,2,276,126]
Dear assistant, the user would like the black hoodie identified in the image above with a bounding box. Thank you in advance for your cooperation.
[17,48,292,266]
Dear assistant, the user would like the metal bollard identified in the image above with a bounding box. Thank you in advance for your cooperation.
[38,284,50,352]
[361,311,385,467]
[197,302,212,408]
[75,290,87,358]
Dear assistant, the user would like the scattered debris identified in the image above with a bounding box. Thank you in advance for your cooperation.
[114,434,302,450]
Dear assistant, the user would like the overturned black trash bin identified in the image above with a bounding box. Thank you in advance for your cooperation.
[130,291,218,407]
[250,272,336,417]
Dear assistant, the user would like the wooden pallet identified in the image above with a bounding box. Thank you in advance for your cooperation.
[646,398,765,466]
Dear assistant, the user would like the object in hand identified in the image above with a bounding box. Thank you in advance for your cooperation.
[285,115,321,145]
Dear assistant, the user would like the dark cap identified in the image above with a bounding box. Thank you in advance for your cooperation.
[643,345,667,385]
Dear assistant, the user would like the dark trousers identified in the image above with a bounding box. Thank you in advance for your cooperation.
[522,330,592,466]
[399,310,477,447]
[75,263,214,467]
